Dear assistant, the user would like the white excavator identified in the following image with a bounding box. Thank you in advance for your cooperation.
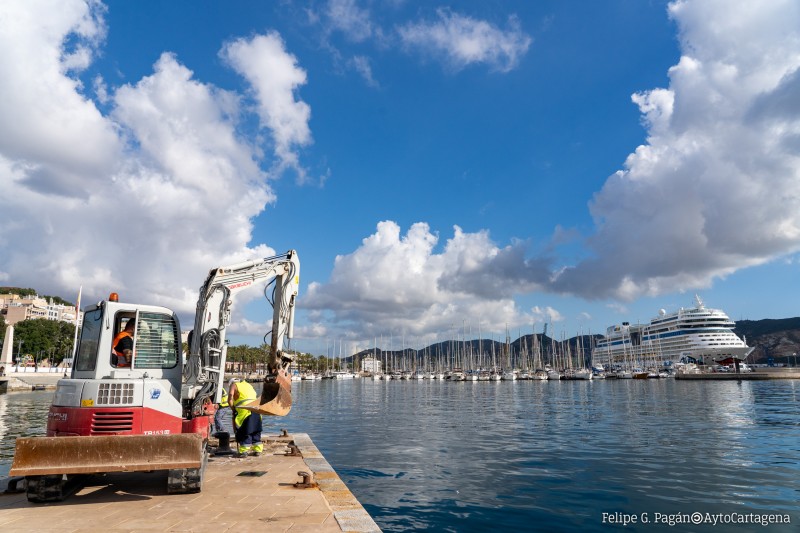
[9,250,300,502]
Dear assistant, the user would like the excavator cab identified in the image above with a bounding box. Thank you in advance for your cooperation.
[71,302,184,389]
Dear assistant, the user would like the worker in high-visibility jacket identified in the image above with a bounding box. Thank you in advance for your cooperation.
[112,319,136,367]
[213,388,229,435]
[228,378,263,456]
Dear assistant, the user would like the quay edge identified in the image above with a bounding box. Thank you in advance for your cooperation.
[0,431,381,533]
[675,367,800,380]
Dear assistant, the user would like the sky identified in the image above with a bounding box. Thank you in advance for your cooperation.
[1,0,799,357]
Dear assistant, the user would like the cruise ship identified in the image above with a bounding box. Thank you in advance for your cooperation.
[593,296,753,369]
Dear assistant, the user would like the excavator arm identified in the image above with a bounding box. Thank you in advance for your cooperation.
[182,250,300,417]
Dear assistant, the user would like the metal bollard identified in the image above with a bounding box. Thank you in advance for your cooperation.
[214,432,235,456]
[285,443,301,457]
[280,428,289,438]
[294,470,317,489]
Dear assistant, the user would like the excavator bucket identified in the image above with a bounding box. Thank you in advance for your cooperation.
[241,368,292,416]
[9,433,205,476]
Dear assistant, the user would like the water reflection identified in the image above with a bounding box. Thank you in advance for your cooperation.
[278,379,800,531]
[2,380,799,532]
[0,391,53,477]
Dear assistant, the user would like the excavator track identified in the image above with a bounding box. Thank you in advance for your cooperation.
[167,450,208,494]
[25,474,85,503]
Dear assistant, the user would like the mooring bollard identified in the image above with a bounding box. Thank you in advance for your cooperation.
[214,431,235,456]
[294,470,317,488]
[285,443,301,457]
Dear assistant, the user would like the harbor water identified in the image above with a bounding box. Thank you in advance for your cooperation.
[2,379,799,531]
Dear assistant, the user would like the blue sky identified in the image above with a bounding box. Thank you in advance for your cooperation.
[1,0,799,356]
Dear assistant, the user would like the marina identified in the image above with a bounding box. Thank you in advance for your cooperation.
[290,298,781,383]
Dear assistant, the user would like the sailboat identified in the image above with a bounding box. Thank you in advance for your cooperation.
[501,325,517,380]
[572,332,592,380]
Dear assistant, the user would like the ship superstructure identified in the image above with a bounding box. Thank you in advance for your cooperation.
[593,296,752,369]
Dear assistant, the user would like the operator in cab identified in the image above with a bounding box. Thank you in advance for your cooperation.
[112,319,135,367]
[228,378,263,457]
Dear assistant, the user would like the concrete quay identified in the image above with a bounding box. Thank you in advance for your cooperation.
[0,371,64,393]
[0,432,381,532]
[675,367,800,380]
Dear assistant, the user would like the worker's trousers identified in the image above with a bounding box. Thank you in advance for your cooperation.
[234,412,263,454]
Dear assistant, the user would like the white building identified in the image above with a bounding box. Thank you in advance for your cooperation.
[361,356,382,374]
[1,294,81,327]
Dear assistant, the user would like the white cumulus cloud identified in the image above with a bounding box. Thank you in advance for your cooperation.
[326,0,373,42]
[530,306,564,324]
[398,9,531,72]
[548,0,800,301]
[221,32,312,180]
[0,1,312,330]
[303,221,542,343]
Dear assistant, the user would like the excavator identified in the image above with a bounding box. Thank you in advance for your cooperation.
[9,250,300,502]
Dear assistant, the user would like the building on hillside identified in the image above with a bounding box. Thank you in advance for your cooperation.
[0,293,23,306]
[5,299,48,324]
[1,294,81,327]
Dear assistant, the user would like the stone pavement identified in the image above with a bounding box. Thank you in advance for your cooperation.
[0,433,381,532]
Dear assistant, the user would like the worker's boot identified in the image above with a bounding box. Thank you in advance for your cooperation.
[236,445,251,458]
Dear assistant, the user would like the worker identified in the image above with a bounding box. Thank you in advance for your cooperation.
[228,378,263,456]
[213,387,229,435]
[112,319,136,367]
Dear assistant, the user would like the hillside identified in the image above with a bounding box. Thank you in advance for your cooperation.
[0,286,74,307]
[735,318,800,364]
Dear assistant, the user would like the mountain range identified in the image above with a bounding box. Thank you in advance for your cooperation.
[351,317,800,366]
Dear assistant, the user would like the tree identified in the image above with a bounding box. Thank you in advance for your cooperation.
[295,352,315,371]
[14,318,76,365]
[226,344,266,373]
[0,313,6,345]
[0,287,36,298]
[314,355,338,372]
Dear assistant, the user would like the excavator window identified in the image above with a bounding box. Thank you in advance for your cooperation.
[75,308,102,372]
[133,312,180,369]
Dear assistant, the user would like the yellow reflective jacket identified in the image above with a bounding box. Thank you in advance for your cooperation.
[231,381,257,428]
